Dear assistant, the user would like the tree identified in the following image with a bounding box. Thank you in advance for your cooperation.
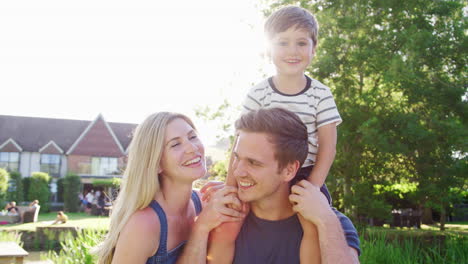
[63,173,82,212]
[0,168,9,206]
[7,171,23,203]
[195,100,239,183]
[28,172,51,212]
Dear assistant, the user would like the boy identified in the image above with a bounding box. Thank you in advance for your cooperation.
[223,6,351,262]
[235,5,339,206]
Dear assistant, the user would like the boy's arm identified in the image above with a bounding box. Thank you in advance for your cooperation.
[308,123,337,186]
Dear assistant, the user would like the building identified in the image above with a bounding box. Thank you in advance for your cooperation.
[0,114,137,190]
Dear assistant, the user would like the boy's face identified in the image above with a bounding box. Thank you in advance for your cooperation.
[269,26,315,77]
[232,131,291,203]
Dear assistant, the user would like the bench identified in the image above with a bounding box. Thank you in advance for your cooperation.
[391,208,422,228]
[0,242,28,264]
[0,205,40,224]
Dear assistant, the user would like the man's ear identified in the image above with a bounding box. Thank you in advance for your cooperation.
[283,160,300,182]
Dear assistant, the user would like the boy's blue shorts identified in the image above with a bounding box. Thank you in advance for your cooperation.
[293,165,332,204]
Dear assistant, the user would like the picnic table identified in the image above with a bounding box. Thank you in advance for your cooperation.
[0,242,28,264]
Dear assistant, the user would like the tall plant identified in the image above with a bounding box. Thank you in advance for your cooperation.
[63,173,82,212]
[0,168,9,206]
[7,171,23,203]
[28,172,51,212]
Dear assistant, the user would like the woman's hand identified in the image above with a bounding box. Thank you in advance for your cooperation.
[195,186,245,234]
[200,181,225,202]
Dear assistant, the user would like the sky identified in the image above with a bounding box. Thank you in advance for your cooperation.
[0,0,276,146]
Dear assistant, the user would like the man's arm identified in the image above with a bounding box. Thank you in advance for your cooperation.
[290,180,359,264]
[308,123,337,186]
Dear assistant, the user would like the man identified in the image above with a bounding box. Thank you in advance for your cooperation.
[208,108,360,264]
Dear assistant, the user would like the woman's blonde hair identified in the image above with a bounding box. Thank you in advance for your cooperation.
[95,112,195,264]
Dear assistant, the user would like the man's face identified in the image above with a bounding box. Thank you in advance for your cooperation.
[232,131,290,203]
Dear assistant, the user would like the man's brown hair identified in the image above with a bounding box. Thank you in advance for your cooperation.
[264,6,319,48]
[235,108,308,172]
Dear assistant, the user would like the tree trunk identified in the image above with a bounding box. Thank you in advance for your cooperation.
[421,206,434,224]
[343,173,353,217]
[440,204,446,231]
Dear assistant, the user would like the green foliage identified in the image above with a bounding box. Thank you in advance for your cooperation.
[64,173,83,212]
[0,168,9,204]
[360,231,468,263]
[56,177,64,202]
[46,229,106,264]
[0,231,23,246]
[195,100,238,140]
[209,159,228,182]
[7,171,23,203]
[92,178,121,188]
[28,172,51,212]
[22,177,31,205]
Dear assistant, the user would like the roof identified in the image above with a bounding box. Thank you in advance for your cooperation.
[0,115,137,153]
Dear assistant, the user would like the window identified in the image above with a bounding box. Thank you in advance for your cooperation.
[40,154,61,176]
[0,152,19,171]
[91,157,118,175]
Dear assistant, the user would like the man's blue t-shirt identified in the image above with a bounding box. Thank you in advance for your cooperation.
[233,209,360,264]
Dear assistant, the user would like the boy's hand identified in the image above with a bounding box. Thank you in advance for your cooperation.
[289,180,333,224]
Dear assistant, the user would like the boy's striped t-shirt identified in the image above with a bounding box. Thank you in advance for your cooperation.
[241,76,342,167]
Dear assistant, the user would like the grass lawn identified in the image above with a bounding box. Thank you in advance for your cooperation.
[0,212,109,232]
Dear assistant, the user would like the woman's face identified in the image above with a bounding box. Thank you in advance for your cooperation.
[159,118,206,182]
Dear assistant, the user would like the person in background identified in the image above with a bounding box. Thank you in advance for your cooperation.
[29,200,39,209]
[6,201,19,215]
[52,211,68,224]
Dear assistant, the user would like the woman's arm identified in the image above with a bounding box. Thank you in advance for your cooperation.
[177,187,245,264]
[112,209,160,264]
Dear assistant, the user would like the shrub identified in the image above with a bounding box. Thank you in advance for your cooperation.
[0,231,23,247]
[28,172,51,212]
[0,168,9,205]
[64,173,82,212]
[22,177,31,204]
[208,159,228,182]
[46,229,106,264]
[56,178,64,202]
[7,171,23,203]
[92,178,121,188]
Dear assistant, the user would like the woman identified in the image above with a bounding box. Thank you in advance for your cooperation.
[95,112,243,264]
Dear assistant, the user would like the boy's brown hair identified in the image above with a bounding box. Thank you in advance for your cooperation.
[264,6,319,48]
[235,108,308,172]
